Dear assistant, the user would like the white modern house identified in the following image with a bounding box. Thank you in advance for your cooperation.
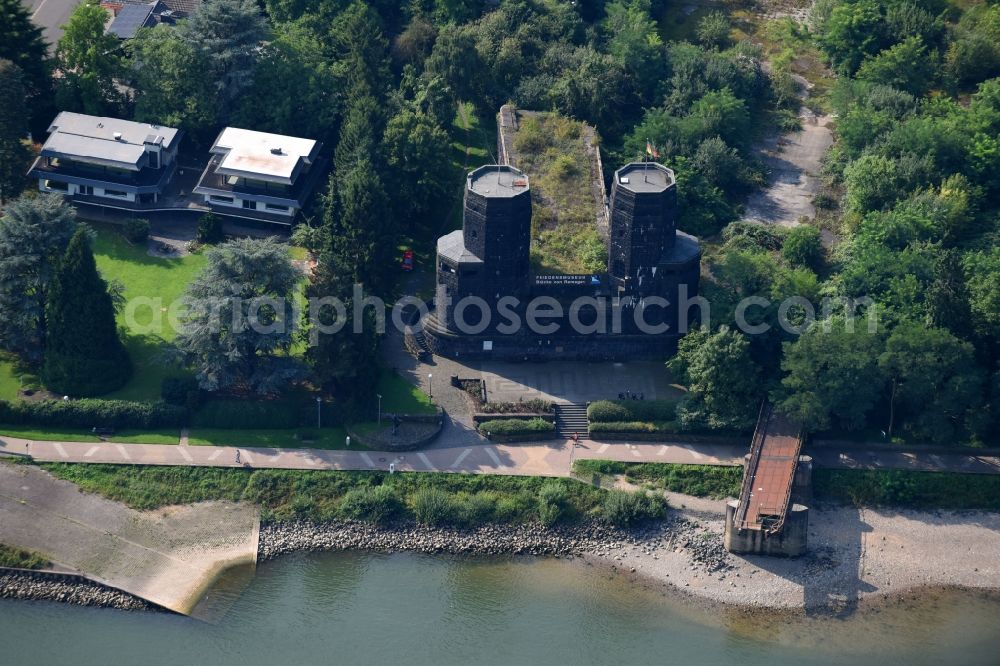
[28,112,181,209]
[193,127,324,225]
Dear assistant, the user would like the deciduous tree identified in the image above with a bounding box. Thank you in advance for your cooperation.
[174,238,304,394]
[668,328,763,430]
[55,1,122,114]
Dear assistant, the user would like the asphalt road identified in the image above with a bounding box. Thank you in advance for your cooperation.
[26,0,86,51]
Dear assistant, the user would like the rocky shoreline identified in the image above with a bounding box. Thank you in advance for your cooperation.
[6,505,999,614]
[0,569,152,611]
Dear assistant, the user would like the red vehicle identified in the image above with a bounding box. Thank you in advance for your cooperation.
[401,249,414,271]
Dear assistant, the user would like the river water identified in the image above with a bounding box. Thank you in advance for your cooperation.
[1,552,998,665]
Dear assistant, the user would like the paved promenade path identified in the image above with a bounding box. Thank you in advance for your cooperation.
[2,436,998,477]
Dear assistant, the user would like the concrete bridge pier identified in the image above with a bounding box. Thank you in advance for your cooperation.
[724,501,809,557]
[727,453,813,557]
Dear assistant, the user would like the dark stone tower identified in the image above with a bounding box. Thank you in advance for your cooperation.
[434,165,531,331]
[608,162,678,295]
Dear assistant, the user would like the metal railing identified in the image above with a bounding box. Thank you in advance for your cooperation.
[734,399,771,531]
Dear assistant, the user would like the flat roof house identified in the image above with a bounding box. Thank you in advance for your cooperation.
[28,112,181,209]
[193,127,324,225]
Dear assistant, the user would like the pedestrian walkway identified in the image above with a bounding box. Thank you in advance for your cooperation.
[3,435,997,476]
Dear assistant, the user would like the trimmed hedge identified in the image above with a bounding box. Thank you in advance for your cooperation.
[587,400,678,423]
[588,420,680,433]
[192,399,312,429]
[477,417,556,436]
[479,399,554,415]
[0,398,186,429]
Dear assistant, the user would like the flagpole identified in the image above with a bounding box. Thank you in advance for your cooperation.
[644,138,649,183]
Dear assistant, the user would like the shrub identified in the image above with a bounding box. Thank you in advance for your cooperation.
[587,401,632,422]
[123,218,150,244]
[494,494,534,522]
[338,485,402,524]
[781,225,824,271]
[587,421,681,433]
[602,490,666,526]
[477,417,555,436]
[550,154,579,180]
[192,399,306,429]
[0,544,49,570]
[721,222,784,252]
[412,487,460,525]
[537,481,569,525]
[587,400,677,423]
[196,212,224,244]
[161,377,200,408]
[479,399,554,414]
[461,492,498,524]
[0,398,186,429]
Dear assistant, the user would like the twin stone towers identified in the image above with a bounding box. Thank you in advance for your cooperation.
[422,162,702,360]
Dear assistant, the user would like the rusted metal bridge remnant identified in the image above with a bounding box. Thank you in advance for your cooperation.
[733,402,804,535]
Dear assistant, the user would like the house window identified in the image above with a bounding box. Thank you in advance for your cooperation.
[44,180,68,191]
[264,203,289,212]
[103,189,127,198]
[210,195,234,204]
[242,199,257,210]
[147,151,159,169]
[79,185,93,196]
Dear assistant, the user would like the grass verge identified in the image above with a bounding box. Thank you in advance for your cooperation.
[38,463,664,526]
[377,370,436,415]
[575,461,1000,511]
[187,427,357,450]
[813,469,1000,511]
[0,424,181,444]
[574,460,742,499]
[0,544,50,570]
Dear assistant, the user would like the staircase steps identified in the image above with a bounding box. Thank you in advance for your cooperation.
[555,403,590,440]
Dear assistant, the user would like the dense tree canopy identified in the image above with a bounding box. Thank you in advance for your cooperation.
[55,1,122,115]
[174,238,304,394]
[668,328,763,431]
[0,59,30,203]
[0,196,78,363]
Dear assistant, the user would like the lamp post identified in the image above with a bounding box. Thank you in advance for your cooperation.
[377,393,383,425]
[315,396,322,429]
[428,373,433,398]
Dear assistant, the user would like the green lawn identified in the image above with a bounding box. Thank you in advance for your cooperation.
[0,424,181,444]
[187,426,359,450]
[377,370,436,415]
[89,226,312,401]
[0,357,23,401]
[91,225,208,401]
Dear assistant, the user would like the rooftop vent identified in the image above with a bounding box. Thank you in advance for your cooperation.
[270,147,283,155]
[113,132,123,141]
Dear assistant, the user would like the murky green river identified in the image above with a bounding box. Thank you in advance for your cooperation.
[1,552,998,665]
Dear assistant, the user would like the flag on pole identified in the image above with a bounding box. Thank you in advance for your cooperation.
[645,140,660,159]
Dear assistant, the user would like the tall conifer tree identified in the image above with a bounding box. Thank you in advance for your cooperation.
[42,229,131,395]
